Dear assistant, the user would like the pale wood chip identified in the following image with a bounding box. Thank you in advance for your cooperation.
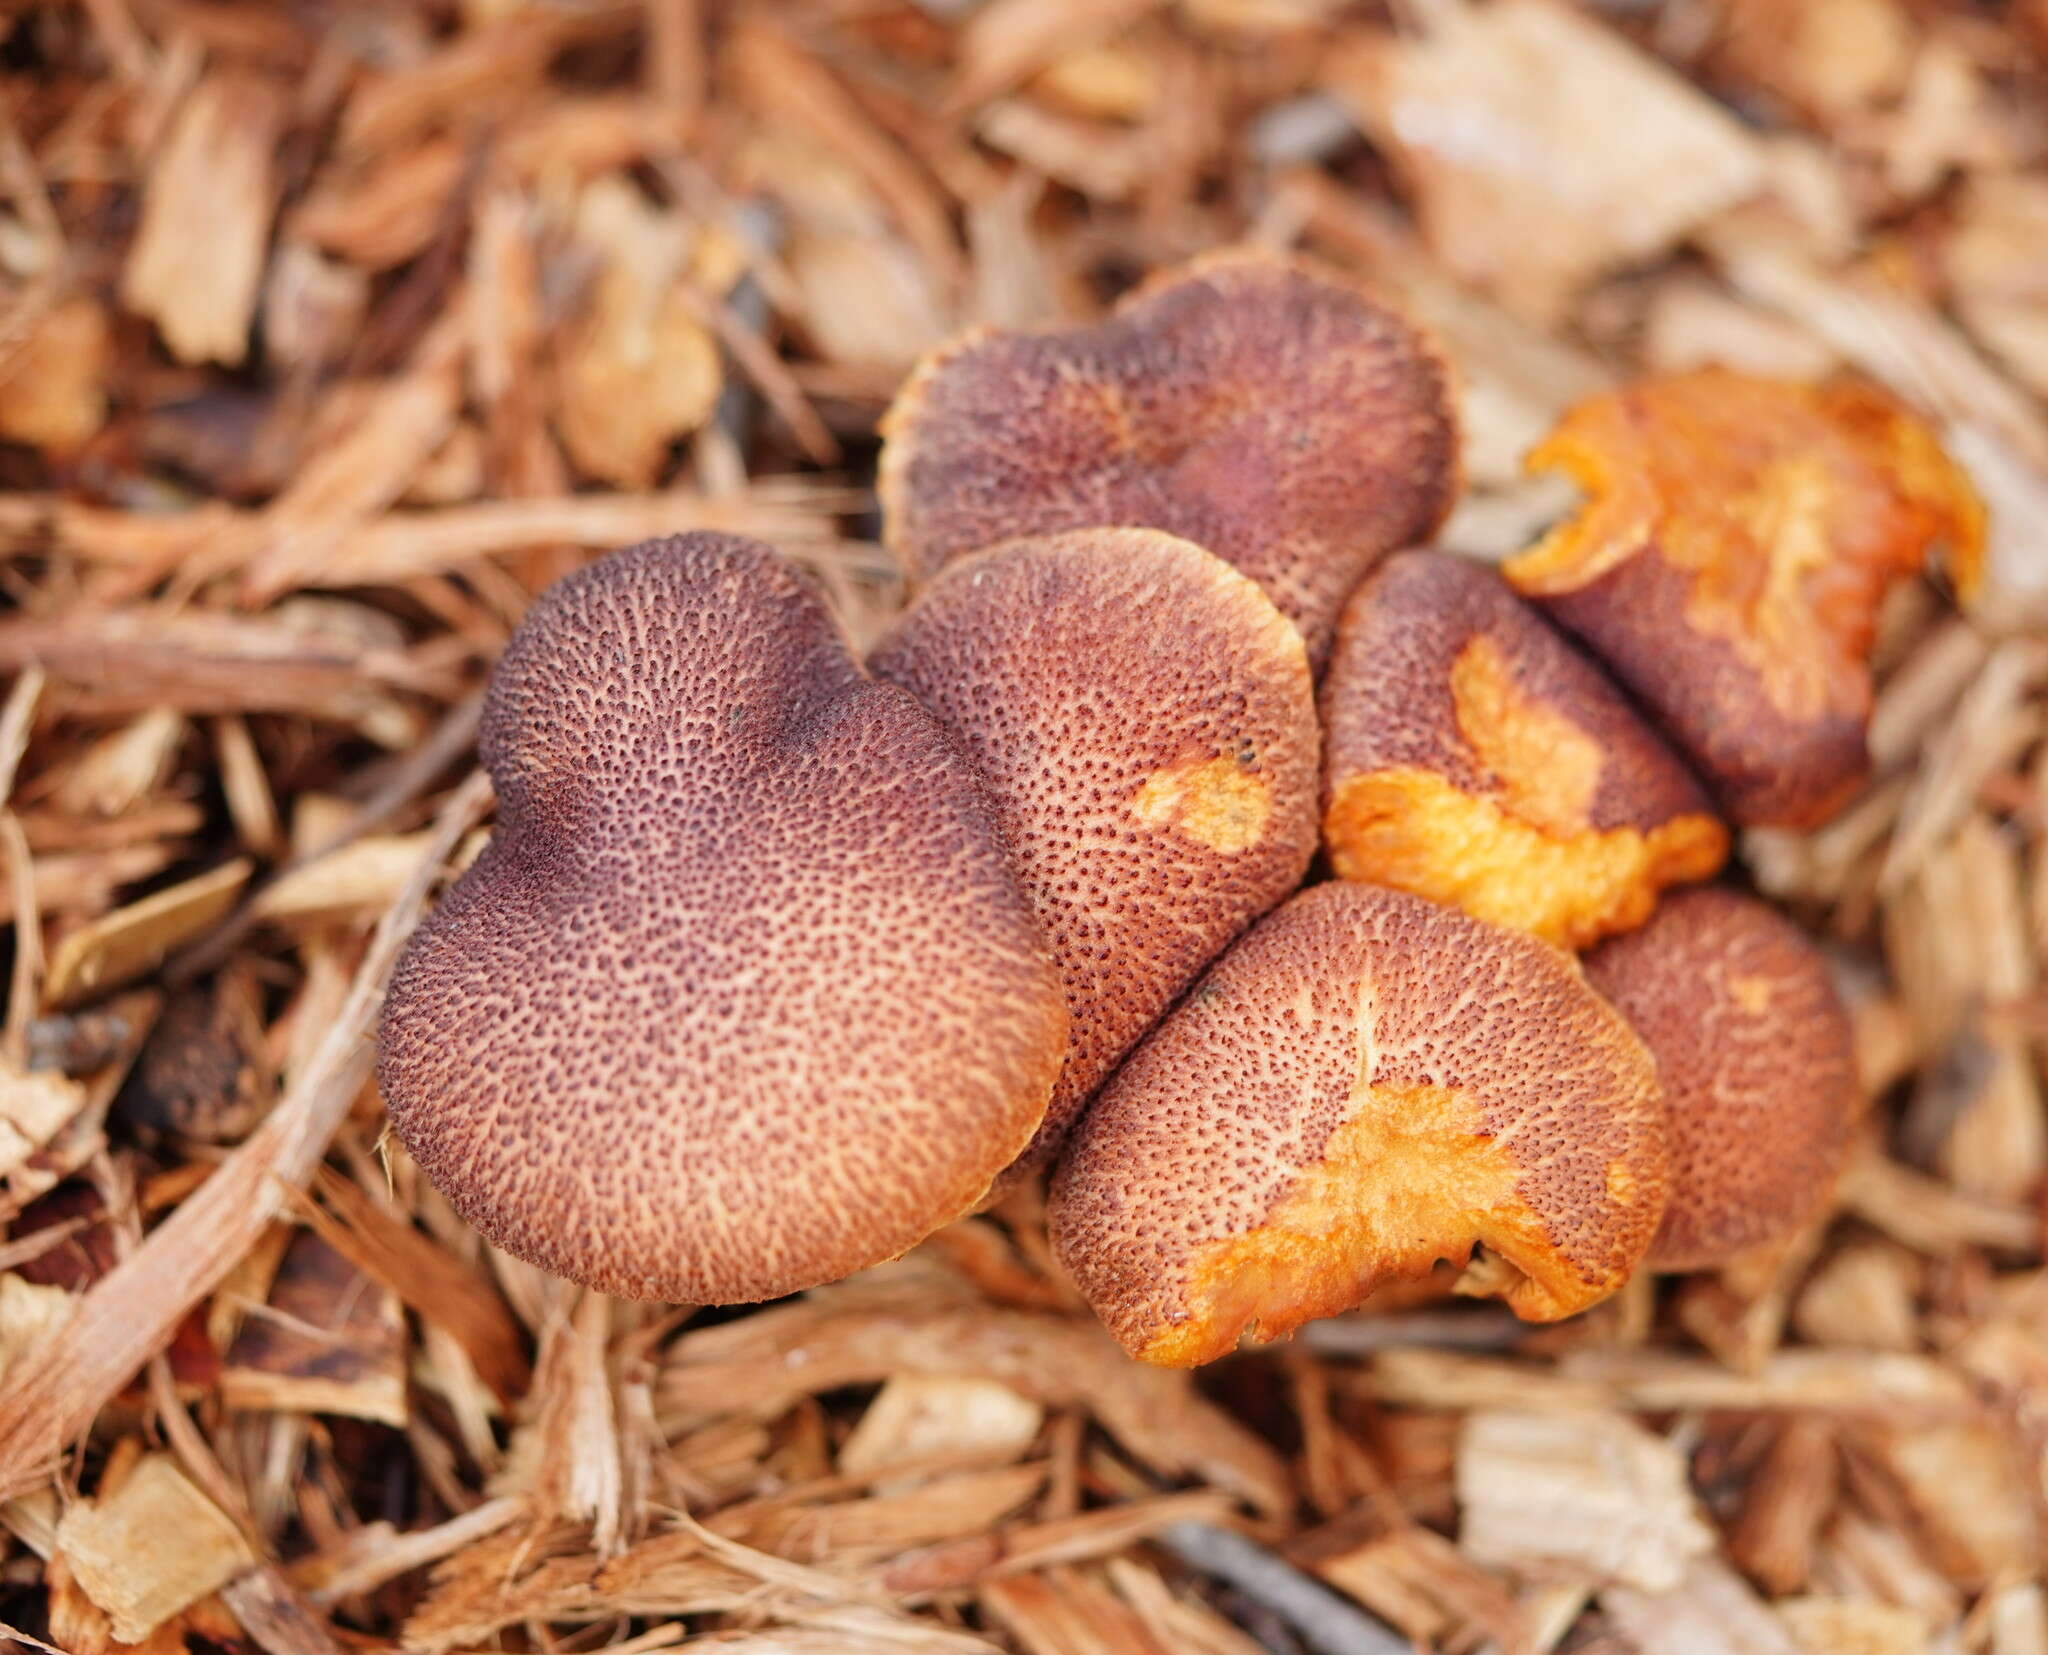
[552,175,722,486]
[1775,1595,1931,1655]
[1879,641,2048,893]
[1837,1139,2041,1256]
[974,100,1154,202]
[250,833,444,925]
[50,710,186,820]
[1793,1243,1923,1353]
[213,716,283,860]
[0,1065,87,1181]
[1861,1420,2042,1585]
[1813,1507,1962,1624]
[840,1376,1045,1486]
[53,1455,256,1642]
[715,1463,1048,1563]
[261,240,369,376]
[1331,0,1764,320]
[121,73,283,366]
[729,24,961,292]
[1985,1583,2048,1655]
[1369,1346,1978,1418]
[1602,1558,1803,1655]
[0,1274,75,1380]
[1457,1410,1713,1592]
[44,860,252,1009]
[297,1495,524,1603]
[1643,281,1841,380]
[784,227,953,373]
[1103,1556,1270,1655]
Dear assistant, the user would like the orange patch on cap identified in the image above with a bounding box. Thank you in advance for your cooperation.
[1503,371,1982,827]
[1131,753,1275,854]
[1050,882,1669,1367]
[1320,552,1728,948]
[1144,1081,1593,1367]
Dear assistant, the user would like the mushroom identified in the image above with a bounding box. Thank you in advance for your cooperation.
[872,528,1320,1176]
[1503,368,1984,828]
[377,535,1069,1303]
[1582,886,1855,1271]
[1321,549,1728,949]
[1049,882,1667,1366]
[877,248,1459,670]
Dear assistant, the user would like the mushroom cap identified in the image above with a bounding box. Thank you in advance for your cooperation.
[1321,550,1728,949]
[1049,882,1668,1366]
[872,528,1320,1176]
[1504,369,1984,828]
[377,535,1068,1303]
[1582,886,1855,1272]
[877,248,1459,670]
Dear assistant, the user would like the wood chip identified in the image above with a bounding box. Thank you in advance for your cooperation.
[1457,1410,1714,1591]
[1332,0,1764,320]
[0,294,111,454]
[53,1455,256,1642]
[840,1377,1046,1485]
[121,74,283,366]
[44,861,253,1010]
[1602,1559,1803,1655]
[220,1229,409,1427]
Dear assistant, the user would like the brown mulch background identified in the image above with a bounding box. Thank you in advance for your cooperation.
[1,1,2047,1651]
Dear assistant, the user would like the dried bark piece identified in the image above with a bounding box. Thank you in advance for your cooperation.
[1585,888,1856,1272]
[878,249,1457,670]
[1050,883,1667,1366]
[873,529,1318,1175]
[220,1229,407,1426]
[112,981,264,1144]
[379,535,1067,1303]
[1322,551,1727,949]
[1506,369,1985,828]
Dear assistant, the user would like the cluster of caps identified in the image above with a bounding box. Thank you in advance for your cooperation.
[376,251,1984,1368]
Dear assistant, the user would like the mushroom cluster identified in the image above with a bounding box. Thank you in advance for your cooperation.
[378,250,1983,1365]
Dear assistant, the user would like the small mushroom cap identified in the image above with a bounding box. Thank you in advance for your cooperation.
[877,248,1459,670]
[1049,882,1668,1366]
[1504,369,1984,828]
[1322,550,1729,949]
[377,535,1068,1304]
[1582,886,1855,1272]
[872,528,1320,1176]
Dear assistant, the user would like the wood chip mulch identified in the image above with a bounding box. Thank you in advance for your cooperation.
[1,2,2046,1652]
